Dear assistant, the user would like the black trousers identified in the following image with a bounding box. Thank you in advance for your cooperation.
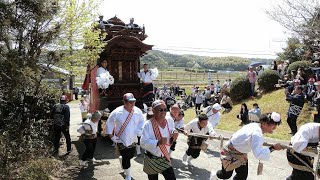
[170,141,177,151]
[147,166,176,180]
[314,113,320,123]
[119,145,135,169]
[186,136,205,158]
[195,103,201,113]
[286,150,314,180]
[204,98,210,107]
[81,138,97,161]
[222,103,232,109]
[54,125,71,152]
[287,116,298,134]
[137,136,141,145]
[216,162,248,180]
[186,147,201,159]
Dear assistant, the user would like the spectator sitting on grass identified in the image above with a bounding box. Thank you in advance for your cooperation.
[220,91,233,113]
[248,103,261,122]
[236,103,249,126]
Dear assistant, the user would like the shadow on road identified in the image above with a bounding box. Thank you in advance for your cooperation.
[206,149,220,157]
[70,137,121,179]
[172,158,211,179]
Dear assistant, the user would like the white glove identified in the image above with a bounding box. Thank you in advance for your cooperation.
[111,136,119,143]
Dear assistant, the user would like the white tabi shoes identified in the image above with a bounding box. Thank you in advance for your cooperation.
[79,160,88,167]
[186,156,193,166]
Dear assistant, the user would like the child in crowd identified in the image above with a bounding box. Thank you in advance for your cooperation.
[77,111,102,166]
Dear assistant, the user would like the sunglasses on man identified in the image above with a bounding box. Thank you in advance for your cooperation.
[157,108,167,112]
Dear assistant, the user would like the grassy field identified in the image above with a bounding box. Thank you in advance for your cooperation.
[181,89,313,141]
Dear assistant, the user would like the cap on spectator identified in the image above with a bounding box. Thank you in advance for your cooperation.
[308,78,315,82]
[271,112,281,122]
[123,93,136,102]
[313,61,319,65]
[60,95,67,101]
[294,79,300,83]
[315,81,320,86]
[212,103,222,110]
[92,111,102,120]
[152,100,166,109]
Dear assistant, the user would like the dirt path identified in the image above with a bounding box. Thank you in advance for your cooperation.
[66,102,294,180]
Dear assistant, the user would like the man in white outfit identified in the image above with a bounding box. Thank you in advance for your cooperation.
[202,103,222,128]
[141,100,178,180]
[182,114,215,166]
[286,123,320,180]
[106,93,145,180]
[210,112,283,180]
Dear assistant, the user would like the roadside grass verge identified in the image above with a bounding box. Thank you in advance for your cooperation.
[19,158,61,179]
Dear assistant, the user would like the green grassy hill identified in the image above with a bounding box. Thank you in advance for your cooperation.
[183,89,313,141]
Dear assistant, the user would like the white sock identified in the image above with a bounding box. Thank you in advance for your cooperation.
[119,156,123,169]
[210,170,217,180]
[187,156,193,164]
[136,145,141,155]
[182,153,188,162]
[124,168,131,180]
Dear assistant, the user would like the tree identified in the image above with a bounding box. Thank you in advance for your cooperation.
[0,0,62,177]
[267,0,320,40]
[267,0,320,61]
[53,0,106,69]
[277,37,306,63]
[0,0,104,178]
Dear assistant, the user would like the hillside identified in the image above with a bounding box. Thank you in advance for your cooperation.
[141,50,274,71]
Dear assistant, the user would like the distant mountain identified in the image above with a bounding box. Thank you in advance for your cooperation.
[141,50,274,71]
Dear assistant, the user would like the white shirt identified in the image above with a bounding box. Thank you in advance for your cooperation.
[106,106,145,147]
[174,118,184,129]
[184,118,216,137]
[230,123,271,161]
[195,93,203,104]
[79,102,88,113]
[165,112,184,129]
[191,87,197,95]
[138,70,153,83]
[291,123,320,153]
[141,119,175,157]
[204,90,211,99]
[203,106,221,128]
[96,67,110,77]
[77,119,98,135]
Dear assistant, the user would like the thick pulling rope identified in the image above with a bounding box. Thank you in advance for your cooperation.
[183,131,292,149]
[177,129,319,178]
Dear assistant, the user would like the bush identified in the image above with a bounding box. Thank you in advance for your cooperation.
[257,70,280,92]
[230,76,251,102]
[287,60,310,77]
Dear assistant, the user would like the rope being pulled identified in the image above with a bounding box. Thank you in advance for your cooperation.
[181,131,317,176]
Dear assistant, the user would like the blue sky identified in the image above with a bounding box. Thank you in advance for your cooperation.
[99,0,289,58]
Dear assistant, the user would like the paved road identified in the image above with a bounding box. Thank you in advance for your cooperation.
[68,102,294,180]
